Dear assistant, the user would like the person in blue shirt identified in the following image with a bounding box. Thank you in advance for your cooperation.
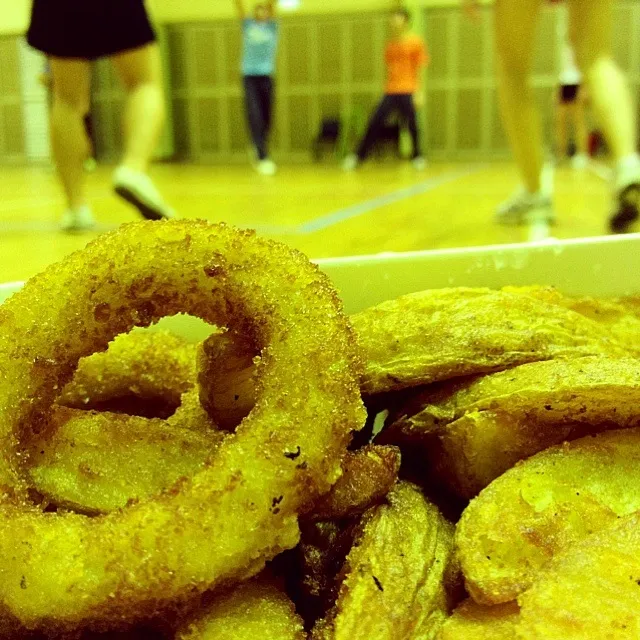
[234,1,279,175]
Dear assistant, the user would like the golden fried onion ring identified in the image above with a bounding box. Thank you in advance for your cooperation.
[0,220,365,630]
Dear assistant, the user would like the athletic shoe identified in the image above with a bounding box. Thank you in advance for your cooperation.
[113,166,176,221]
[495,188,555,226]
[610,157,640,233]
[610,183,640,233]
[257,159,277,176]
[60,206,96,233]
[412,157,427,171]
[570,153,588,170]
[342,154,358,172]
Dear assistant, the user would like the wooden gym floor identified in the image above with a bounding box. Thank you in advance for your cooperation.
[0,159,625,284]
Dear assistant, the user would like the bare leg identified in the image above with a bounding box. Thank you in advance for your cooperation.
[49,58,91,210]
[568,0,636,161]
[494,0,544,193]
[573,89,589,157]
[555,99,569,162]
[110,43,165,173]
[109,43,174,220]
[569,0,640,232]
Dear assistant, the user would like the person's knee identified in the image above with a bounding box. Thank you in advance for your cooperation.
[115,47,163,92]
[52,86,87,113]
[122,74,161,96]
[572,36,612,77]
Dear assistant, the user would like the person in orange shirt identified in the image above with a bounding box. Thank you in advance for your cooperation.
[343,8,428,171]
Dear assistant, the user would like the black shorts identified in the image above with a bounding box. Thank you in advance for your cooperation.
[559,84,580,104]
[27,0,156,61]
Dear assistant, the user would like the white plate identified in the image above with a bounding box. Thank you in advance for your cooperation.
[3,234,640,319]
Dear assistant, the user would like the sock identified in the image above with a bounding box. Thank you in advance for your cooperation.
[616,153,640,173]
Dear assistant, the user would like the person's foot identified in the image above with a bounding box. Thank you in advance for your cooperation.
[60,206,96,233]
[412,156,427,171]
[570,153,589,170]
[113,166,176,221]
[342,154,358,172]
[495,188,555,226]
[256,159,277,176]
[610,184,640,233]
[610,156,640,234]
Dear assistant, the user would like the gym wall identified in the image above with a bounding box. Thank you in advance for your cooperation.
[0,1,639,163]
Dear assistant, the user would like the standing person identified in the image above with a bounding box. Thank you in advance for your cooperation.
[343,7,428,171]
[27,0,175,232]
[235,0,279,176]
[466,0,640,233]
[556,42,589,169]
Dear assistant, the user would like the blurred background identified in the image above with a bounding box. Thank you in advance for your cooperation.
[1,0,639,283]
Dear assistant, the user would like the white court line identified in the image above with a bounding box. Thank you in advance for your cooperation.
[298,167,478,233]
[2,167,478,237]
[587,160,613,182]
[0,221,119,233]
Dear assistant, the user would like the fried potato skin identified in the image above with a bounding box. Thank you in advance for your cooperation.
[291,446,401,624]
[59,330,197,414]
[456,428,640,605]
[312,482,457,640]
[516,512,640,639]
[176,577,305,640]
[294,519,360,625]
[352,288,626,395]
[27,403,223,514]
[385,357,640,497]
[306,445,401,521]
[437,599,520,640]
[505,286,640,356]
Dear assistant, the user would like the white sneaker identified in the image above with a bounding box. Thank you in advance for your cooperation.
[257,159,277,176]
[113,166,176,221]
[412,157,427,171]
[342,154,358,172]
[613,155,640,194]
[570,154,588,170]
[495,188,555,226]
[60,206,96,233]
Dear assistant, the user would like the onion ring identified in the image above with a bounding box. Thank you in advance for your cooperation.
[0,220,365,630]
[29,437,397,524]
[197,330,257,431]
